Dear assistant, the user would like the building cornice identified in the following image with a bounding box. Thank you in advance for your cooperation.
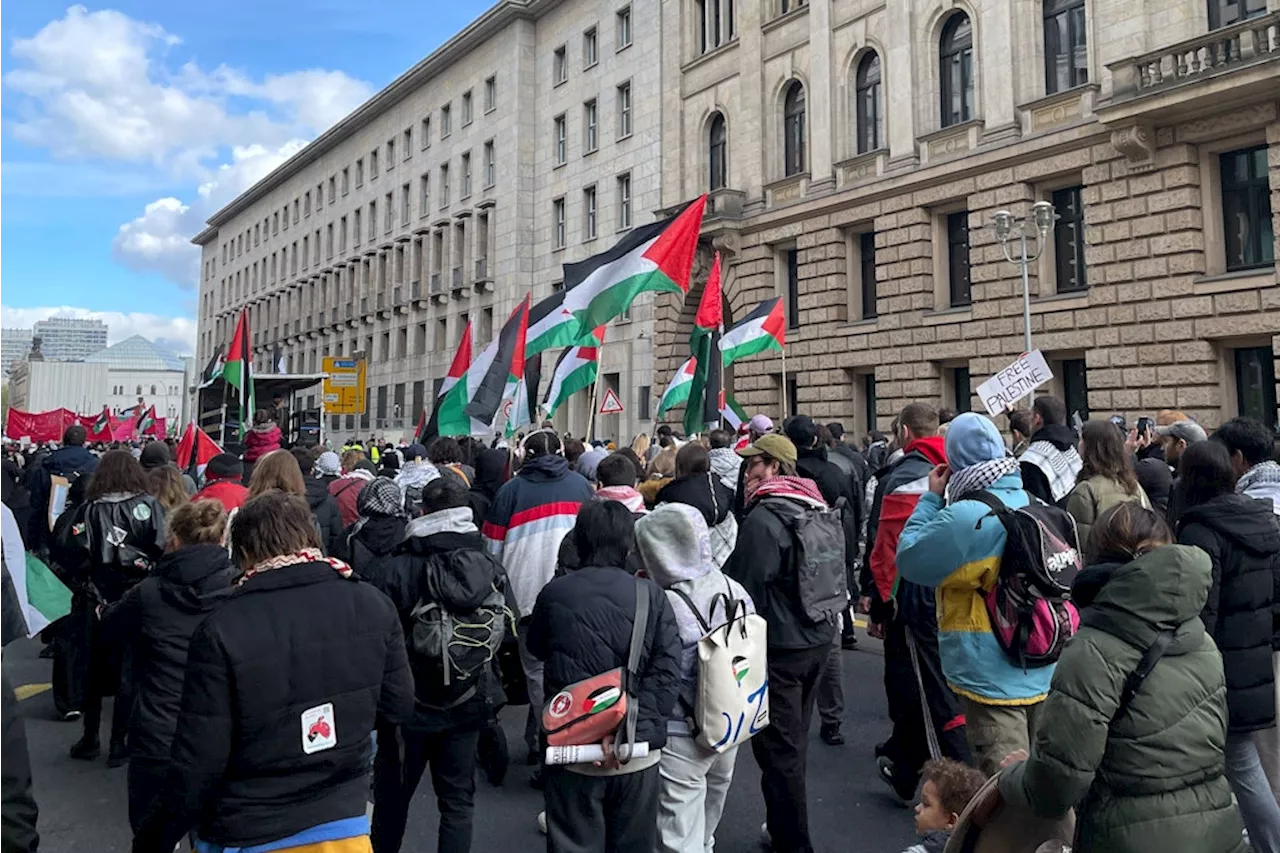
[193,0,555,246]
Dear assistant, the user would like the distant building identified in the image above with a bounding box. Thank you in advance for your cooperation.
[86,336,192,426]
[8,360,110,415]
[1,329,32,376]
[32,317,108,363]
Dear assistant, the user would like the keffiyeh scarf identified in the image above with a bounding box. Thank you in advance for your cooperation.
[947,456,1020,504]
[237,547,353,587]
[595,485,648,514]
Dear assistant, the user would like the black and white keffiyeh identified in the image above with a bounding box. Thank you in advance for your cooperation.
[1019,441,1082,502]
[947,456,1020,504]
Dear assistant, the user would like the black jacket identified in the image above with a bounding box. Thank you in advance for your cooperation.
[527,565,680,751]
[132,560,414,853]
[725,495,838,650]
[100,544,237,762]
[52,492,165,603]
[2,669,38,853]
[1136,456,1173,517]
[27,445,98,548]
[340,515,412,602]
[656,473,733,528]
[796,445,862,569]
[1178,494,1280,732]
[1019,423,1078,506]
[468,449,509,529]
[303,477,343,556]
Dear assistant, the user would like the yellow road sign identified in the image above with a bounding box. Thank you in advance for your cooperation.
[322,357,367,414]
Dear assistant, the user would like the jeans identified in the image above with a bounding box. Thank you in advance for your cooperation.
[1256,651,1280,801]
[1226,732,1280,853]
[544,764,661,853]
[751,643,828,853]
[815,639,844,729]
[370,725,480,853]
[657,736,739,853]
[961,697,1041,777]
[517,618,545,759]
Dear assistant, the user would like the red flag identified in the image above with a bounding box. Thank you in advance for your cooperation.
[176,422,223,480]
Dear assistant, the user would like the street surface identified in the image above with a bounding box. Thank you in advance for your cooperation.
[6,635,917,852]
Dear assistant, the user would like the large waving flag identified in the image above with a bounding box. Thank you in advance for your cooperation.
[2,503,71,637]
[720,297,786,367]
[197,343,226,390]
[684,253,722,435]
[541,326,606,419]
[432,319,474,439]
[656,357,698,420]
[561,196,707,331]
[135,405,158,437]
[464,295,531,430]
[175,422,223,482]
[526,290,584,357]
[222,309,255,438]
[719,390,747,430]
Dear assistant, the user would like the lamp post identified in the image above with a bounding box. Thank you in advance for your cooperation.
[991,201,1057,358]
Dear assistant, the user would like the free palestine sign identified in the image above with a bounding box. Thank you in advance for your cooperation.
[977,350,1054,416]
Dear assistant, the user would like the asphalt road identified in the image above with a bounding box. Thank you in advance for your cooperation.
[5,635,918,852]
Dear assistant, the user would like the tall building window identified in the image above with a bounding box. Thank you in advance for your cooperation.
[356,158,364,187]
[947,211,971,306]
[785,248,801,328]
[462,90,473,126]
[617,6,632,48]
[441,104,451,137]
[783,80,806,176]
[304,191,311,216]
[1221,146,1274,271]
[554,45,567,84]
[584,100,598,153]
[584,27,598,67]
[440,164,450,205]
[855,51,883,154]
[860,231,877,319]
[584,185,598,240]
[1062,358,1089,421]
[386,139,396,169]
[940,12,974,127]
[385,192,393,232]
[952,367,972,414]
[353,210,362,245]
[617,82,632,138]
[484,76,497,112]
[421,117,431,148]
[403,128,412,159]
[1209,0,1266,29]
[1044,0,1087,94]
[617,172,632,229]
[1052,186,1088,292]
[554,198,567,248]
[369,202,377,239]
[340,216,348,251]
[554,115,567,165]
[419,174,430,215]
[341,167,349,195]
[1235,346,1277,429]
[484,141,495,187]
[401,183,410,224]
[708,112,728,191]
[461,152,472,198]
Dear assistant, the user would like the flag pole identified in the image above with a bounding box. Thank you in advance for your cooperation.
[585,340,604,444]
[781,347,788,420]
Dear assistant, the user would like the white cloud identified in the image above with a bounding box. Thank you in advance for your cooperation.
[6,6,374,290]
[1,305,197,357]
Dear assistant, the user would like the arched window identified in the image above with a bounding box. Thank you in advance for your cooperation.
[1044,0,1087,94]
[855,51,883,154]
[708,112,728,191]
[783,81,806,176]
[136,385,142,396]
[940,12,974,128]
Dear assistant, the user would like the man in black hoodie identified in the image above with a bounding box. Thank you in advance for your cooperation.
[27,424,98,551]
[1017,396,1082,506]
[654,444,736,568]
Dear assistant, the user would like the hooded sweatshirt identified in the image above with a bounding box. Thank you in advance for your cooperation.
[635,503,755,736]
[1019,422,1082,505]
[1177,492,1279,732]
[657,473,739,569]
[468,448,510,528]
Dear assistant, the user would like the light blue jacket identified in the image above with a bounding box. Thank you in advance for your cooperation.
[896,472,1055,705]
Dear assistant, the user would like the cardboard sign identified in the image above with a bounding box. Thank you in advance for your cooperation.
[598,388,624,415]
[977,350,1054,416]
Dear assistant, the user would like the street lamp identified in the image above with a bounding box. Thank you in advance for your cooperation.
[991,201,1057,357]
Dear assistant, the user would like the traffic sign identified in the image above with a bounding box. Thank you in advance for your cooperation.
[322,357,367,415]
[598,387,624,415]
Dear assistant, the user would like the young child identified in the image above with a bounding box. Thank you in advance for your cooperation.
[903,758,987,853]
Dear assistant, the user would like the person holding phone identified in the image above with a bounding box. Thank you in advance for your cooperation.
[1130,416,1174,516]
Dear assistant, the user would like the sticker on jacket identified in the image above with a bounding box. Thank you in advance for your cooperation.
[301,703,336,754]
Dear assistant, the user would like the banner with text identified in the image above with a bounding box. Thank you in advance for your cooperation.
[977,350,1053,416]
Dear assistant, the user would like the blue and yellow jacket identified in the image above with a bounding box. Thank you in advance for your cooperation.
[896,471,1054,705]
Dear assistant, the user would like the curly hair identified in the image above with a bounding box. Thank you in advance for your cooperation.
[921,759,987,817]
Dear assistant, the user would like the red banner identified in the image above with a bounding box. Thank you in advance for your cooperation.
[7,409,167,443]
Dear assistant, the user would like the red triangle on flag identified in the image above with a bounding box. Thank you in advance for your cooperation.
[598,387,625,415]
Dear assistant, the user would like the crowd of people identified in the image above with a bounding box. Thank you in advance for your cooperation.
[0,397,1278,853]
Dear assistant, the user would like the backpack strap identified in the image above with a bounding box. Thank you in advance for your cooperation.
[618,576,651,763]
[671,585,713,635]
[1115,629,1175,718]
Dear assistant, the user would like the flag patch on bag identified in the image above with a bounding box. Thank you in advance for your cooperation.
[301,703,337,754]
[732,656,750,685]
[548,691,573,718]
[583,685,620,715]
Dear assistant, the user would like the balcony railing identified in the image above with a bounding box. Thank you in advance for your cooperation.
[1110,12,1279,100]
[451,267,463,289]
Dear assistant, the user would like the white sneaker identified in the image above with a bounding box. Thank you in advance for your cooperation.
[537,811,548,835]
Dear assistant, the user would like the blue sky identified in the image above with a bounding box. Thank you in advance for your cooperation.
[1,1,491,354]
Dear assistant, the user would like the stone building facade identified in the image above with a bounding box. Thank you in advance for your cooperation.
[194,0,663,442]
[656,0,1280,435]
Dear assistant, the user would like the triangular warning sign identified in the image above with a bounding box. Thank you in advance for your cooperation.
[598,387,624,415]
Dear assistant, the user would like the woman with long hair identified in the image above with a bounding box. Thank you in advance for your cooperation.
[1066,419,1150,544]
[1177,440,1280,852]
[147,465,189,514]
[54,449,166,767]
[1000,502,1245,852]
[131,490,413,853]
[247,449,307,498]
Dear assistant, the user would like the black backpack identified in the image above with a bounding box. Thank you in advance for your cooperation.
[969,492,1082,669]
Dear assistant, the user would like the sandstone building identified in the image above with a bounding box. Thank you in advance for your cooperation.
[656,0,1279,434]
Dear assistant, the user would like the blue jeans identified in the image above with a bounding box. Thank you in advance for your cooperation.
[1226,732,1280,853]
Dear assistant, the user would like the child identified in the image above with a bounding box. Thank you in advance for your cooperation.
[904,758,987,853]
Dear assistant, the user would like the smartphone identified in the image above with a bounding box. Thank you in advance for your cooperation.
[1136,417,1154,438]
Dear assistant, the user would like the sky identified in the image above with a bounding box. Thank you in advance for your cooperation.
[1,1,492,356]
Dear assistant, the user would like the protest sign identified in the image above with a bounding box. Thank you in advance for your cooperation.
[977,350,1054,416]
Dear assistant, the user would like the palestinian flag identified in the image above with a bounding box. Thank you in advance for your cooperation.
[656,356,698,419]
[197,343,226,390]
[431,319,474,439]
[1,508,71,636]
[135,404,158,436]
[719,390,747,430]
[92,406,111,435]
[720,297,786,367]
[222,309,255,438]
[175,422,222,482]
[685,253,722,435]
[541,327,606,419]
[561,195,707,331]
[464,294,531,429]
[504,353,542,438]
[526,290,584,357]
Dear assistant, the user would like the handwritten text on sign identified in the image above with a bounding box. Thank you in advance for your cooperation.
[977,350,1054,416]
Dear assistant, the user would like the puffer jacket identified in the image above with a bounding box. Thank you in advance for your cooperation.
[896,471,1053,705]
[303,476,343,555]
[52,492,166,603]
[527,563,681,758]
[242,423,281,463]
[340,514,411,604]
[1000,545,1244,853]
[100,544,236,763]
[1177,493,1279,732]
[1066,474,1150,546]
[482,454,593,618]
[656,473,739,569]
